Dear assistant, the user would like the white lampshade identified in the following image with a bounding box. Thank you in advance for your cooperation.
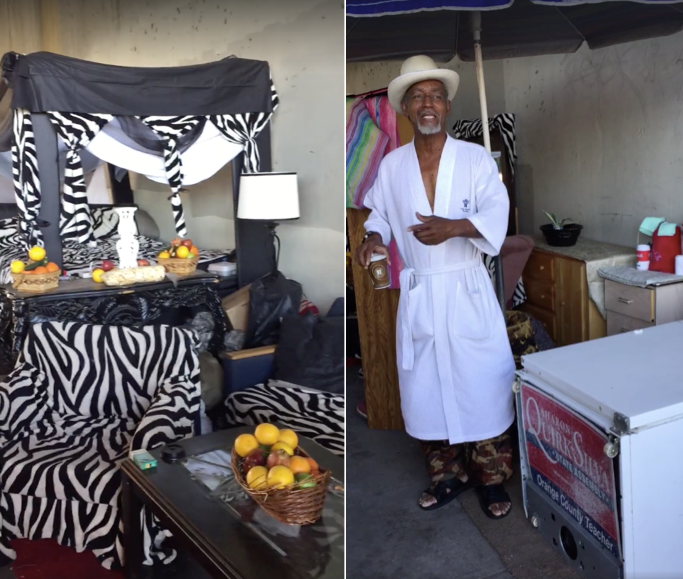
[237,172,300,221]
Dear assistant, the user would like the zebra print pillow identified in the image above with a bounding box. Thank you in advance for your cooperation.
[0,217,20,249]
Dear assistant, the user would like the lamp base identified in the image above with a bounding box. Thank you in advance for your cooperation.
[264,221,281,273]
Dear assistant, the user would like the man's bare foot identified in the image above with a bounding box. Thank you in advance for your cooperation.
[476,484,512,520]
[419,474,470,510]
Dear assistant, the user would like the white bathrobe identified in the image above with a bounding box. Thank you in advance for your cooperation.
[364,135,515,445]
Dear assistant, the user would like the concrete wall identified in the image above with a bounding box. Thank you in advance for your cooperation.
[2,0,345,312]
[504,34,683,245]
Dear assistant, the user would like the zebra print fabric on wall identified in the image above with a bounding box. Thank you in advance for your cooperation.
[225,381,344,456]
[452,113,517,178]
[11,108,41,249]
[0,321,201,569]
[48,112,114,245]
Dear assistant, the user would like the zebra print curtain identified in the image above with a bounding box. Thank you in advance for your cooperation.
[452,113,517,178]
[48,112,114,245]
[138,116,202,238]
[11,108,40,249]
[208,76,280,173]
[11,79,278,245]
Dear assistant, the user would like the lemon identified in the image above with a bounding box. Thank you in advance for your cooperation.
[271,441,295,456]
[158,251,170,259]
[254,423,280,446]
[277,429,298,449]
[92,268,105,283]
[234,433,259,458]
[175,246,189,259]
[28,246,46,262]
[246,466,268,489]
[267,465,294,489]
[10,261,25,274]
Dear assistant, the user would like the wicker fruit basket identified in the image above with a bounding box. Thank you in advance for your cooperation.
[11,269,60,293]
[231,447,331,525]
[157,256,198,275]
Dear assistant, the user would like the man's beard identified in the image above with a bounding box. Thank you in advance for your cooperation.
[417,121,442,135]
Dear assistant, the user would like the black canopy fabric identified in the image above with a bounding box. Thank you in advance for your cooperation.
[1,51,275,116]
[346,0,683,62]
[1,51,279,251]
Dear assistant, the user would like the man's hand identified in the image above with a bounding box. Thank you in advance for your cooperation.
[355,233,390,268]
[408,213,482,245]
[407,213,457,245]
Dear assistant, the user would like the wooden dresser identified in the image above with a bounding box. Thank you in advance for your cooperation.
[605,279,683,335]
[520,238,635,347]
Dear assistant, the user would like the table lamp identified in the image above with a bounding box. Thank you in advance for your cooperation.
[237,172,300,271]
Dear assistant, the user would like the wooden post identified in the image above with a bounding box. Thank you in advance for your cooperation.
[347,207,404,431]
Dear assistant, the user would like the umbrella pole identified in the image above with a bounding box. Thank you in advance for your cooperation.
[470,12,505,313]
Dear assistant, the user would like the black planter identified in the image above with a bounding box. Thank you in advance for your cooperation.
[540,223,583,247]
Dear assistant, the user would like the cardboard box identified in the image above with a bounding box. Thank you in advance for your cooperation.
[221,284,251,332]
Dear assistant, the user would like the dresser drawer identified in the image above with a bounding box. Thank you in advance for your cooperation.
[604,280,654,322]
[523,279,556,313]
[606,310,655,336]
[524,251,555,282]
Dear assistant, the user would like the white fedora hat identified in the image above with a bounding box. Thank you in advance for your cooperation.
[387,55,460,114]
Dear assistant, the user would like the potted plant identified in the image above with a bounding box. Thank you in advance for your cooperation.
[540,211,583,247]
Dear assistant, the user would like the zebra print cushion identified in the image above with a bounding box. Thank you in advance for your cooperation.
[225,381,344,456]
[91,206,136,240]
[0,321,201,569]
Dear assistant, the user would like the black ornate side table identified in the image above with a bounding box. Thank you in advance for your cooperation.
[0,271,235,374]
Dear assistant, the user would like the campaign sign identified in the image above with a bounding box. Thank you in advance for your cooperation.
[520,383,621,560]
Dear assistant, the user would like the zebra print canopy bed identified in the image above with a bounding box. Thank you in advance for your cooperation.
[0,51,279,289]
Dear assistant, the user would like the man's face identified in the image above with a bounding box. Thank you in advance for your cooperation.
[400,80,450,136]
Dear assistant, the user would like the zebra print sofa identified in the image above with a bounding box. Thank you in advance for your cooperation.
[0,321,201,570]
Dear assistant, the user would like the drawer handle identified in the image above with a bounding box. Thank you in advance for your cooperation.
[618,297,633,305]
[539,266,545,270]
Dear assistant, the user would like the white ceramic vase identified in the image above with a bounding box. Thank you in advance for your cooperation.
[115,207,139,269]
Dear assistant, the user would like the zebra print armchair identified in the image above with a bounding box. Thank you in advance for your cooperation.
[0,321,201,570]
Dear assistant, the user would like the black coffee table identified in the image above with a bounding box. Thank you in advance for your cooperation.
[121,427,344,579]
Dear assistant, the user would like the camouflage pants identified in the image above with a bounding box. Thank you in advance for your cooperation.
[506,310,538,370]
[420,432,514,486]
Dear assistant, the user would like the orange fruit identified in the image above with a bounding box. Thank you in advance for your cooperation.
[46,262,59,273]
[267,465,294,489]
[277,429,298,449]
[175,246,189,259]
[33,266,48,274]
[289,456,311,475]
[254,423,280,446]
[234,434,259,458]
[190,246,199,256]
[307,457,320,474]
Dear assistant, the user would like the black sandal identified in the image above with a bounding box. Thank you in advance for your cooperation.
[476,484,512,520]
[419,477,473,511]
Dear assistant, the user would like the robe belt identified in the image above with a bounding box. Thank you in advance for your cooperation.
[399,258,482,371]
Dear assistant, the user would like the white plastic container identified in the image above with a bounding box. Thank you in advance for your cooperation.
[208,262,237,277]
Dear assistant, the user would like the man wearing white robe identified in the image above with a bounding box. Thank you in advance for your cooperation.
[356,56,516,518]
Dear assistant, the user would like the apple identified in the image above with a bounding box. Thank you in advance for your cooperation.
[266,449,291,470]
[181,239,193,248]
[101,260,115,272]
[137,259,150,267]
[242,448,266,473]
